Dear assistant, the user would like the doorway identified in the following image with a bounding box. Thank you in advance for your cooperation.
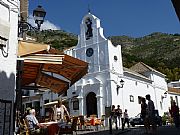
[86,92,97,117]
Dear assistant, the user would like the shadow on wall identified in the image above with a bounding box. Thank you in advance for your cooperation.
[0,71,15,100]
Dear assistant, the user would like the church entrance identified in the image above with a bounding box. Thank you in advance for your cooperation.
[86,92,97,117]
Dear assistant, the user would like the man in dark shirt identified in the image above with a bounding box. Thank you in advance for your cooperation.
[146,94,156,134]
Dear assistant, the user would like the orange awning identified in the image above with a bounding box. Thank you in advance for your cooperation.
[42,54,88,86]
[18,40,50,57]
[18,41,88,94]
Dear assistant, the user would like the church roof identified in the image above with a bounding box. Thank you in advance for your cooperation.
[129,62,165,76]
[83,12,98,21]
[168,87,180,95]
[123,67,152,82]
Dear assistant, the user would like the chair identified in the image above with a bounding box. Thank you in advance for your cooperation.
[84,118,92,130]
[23,119,30,135]
[65,115,71,123]
[78,115,85,130]
[100,115,105,129]
[58,116,78,135]
[18,118,26,135]
[84,116,98,131]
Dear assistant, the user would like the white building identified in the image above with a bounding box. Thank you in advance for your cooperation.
[168,80,180,88]
[65,12,169,119]
[0,0,19,134]
[167,80,180,107]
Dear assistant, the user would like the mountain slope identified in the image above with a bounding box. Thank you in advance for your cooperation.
[109,32,180,81]
[29,30,180,82]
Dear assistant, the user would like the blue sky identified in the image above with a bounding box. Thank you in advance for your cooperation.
[29,0,180,38]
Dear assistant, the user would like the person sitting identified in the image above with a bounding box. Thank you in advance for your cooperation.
[26,109,47,135]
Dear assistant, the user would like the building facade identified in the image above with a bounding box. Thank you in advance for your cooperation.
[65,12,169,119]
[0,0,19,134]
[167,80,180,107]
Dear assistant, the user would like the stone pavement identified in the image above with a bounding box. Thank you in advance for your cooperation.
[76,127,130,135]
[76,125,180,135]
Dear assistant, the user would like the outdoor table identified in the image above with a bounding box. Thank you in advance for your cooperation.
[40,121,59,135]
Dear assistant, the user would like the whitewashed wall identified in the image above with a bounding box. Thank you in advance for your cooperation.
[65,12,169,119]
[0,0,19,134]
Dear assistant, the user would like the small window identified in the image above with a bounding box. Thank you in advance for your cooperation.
[44,100,49,104]
[73,100,79,110]
[26,102,32,108]
[135,81,138,85]
[72,98,79,110]
[130,95,134,102]
[114,56,118,61]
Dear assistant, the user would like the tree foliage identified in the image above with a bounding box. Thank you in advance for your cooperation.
[110,32,180,82]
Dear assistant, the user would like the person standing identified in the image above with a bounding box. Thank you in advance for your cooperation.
[146,94,156,134]
[122,109,129,130]
[111,105,117,129]
[55,100,70,122]
[170,101,179,128]
[115,105,123,129]
[141,98,149,134]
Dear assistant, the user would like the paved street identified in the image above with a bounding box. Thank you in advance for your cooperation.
[122,126,180,135]
[77,125,180,135]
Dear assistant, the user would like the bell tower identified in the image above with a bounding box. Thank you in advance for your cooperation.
[74,12,123,75]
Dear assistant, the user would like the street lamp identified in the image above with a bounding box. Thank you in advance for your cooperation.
[116,79,124,95]
[161,91,168,101]
[33,5,46,30]
[18,5,46,36]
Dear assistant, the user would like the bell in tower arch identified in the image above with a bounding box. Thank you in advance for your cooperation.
[85,18,93,40]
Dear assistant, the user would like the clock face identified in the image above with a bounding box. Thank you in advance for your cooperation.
[86,48,94,57]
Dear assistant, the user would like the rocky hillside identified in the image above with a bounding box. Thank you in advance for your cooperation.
[28,31,180,82]
[28,30,78,51]
[109,32,180,81]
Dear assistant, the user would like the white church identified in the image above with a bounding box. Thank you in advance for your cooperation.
[64,12,169,118]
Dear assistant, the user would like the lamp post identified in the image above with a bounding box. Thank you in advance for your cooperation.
[161,91,168,101]
[18,5,46,37]
[108,79,124,134]
[17,4,46,106]
[33,5,46,30]
[116,79,125,95]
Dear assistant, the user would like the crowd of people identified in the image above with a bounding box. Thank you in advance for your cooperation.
[17,100,70,135]
[140,94,157,134]
[110,104,129,130]
[140,94,179,134]
[169,100,179,128]
[16,95,179,135]
[111,94,180,135]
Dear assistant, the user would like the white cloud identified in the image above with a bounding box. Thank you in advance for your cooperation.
[28,14,60,30]
[41,20,60,30]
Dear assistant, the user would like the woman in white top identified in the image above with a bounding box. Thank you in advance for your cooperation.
[56,100,70,122]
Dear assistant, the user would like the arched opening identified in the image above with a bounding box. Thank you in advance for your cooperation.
[86,92,97,117]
